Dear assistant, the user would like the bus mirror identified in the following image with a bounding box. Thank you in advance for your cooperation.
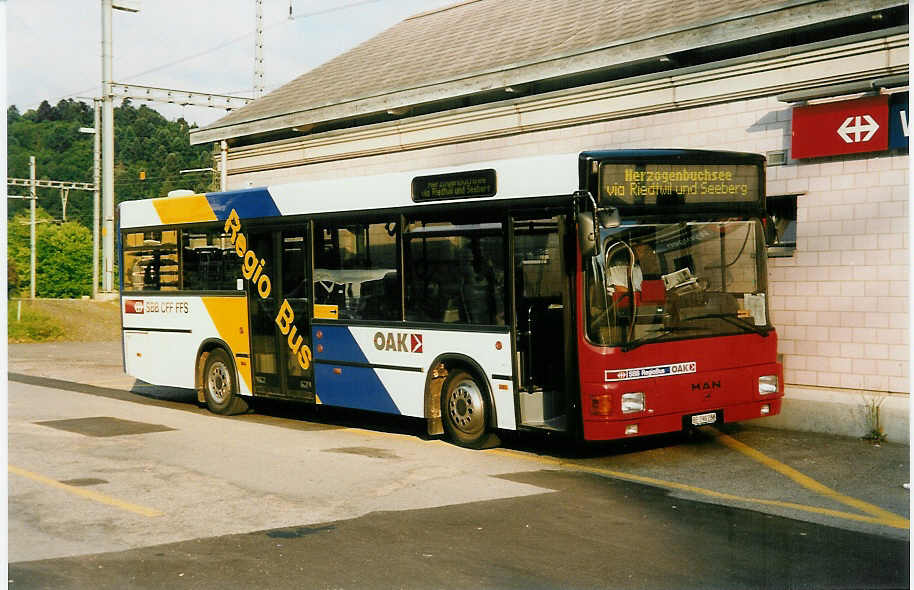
[578,212,596,257]
[598,208,620,229]
[762,214,777,246]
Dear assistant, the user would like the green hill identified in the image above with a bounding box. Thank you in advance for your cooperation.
[7,99,216,297]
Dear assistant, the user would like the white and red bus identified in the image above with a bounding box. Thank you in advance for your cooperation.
[118,149,782,447]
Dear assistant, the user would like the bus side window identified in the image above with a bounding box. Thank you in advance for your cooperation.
[313,220,400,321]
[123,230,179,292]
[404,219,505,326]
[181,227,239,291]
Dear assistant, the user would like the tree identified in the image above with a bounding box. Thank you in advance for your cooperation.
[7,97,215,298]
[36,222,93,298]
[7,208,52,296]
[7,209,93,298]
[34,100,54,122]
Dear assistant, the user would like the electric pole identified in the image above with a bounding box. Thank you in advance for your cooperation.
[92,99,101,299]
[101,0,140,294]
[101,0,115,293]
[29,157,36,300]
[254,0,264,98]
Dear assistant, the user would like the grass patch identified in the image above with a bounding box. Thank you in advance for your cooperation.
[8,301,67,343]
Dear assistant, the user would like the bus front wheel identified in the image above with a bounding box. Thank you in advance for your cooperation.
[202,348,249,415]
[441,370,492,448]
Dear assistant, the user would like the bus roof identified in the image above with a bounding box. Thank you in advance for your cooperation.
[118,152,580,230]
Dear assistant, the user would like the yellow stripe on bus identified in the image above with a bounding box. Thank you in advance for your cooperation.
[202,297,253,393]
[152,194,217,225]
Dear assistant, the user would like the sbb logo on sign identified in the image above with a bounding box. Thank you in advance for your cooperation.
[124,299,144,314]
[792,95,889,159]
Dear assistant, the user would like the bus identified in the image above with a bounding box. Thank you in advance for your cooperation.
[119,149,783,447]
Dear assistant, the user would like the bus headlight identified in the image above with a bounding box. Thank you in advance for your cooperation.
[621,392,645,414]
[758,375,778,395]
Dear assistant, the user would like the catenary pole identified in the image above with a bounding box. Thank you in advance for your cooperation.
[29,156,36,300]
[220,140,228,191]
[254,0,264,98]
[101,0,115,292]
[92,98,101,299]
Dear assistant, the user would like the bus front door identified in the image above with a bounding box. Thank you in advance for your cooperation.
[248,229,315,401]
[512,215,569,431]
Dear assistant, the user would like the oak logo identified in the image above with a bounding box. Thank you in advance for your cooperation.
[124,299,145,314]
[373,331,423,353]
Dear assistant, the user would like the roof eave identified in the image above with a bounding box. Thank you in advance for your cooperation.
[189,0,904,145]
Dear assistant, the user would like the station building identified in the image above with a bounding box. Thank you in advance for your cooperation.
[190,0,910,441]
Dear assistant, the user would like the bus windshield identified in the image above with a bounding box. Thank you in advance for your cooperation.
[585,220,770,349]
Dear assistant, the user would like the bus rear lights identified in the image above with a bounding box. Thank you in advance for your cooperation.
[625,424,639,435]
[760,404,771,415]
[621,392,645,414]
[591,394,612,416]
[495,341,503,350]
[758,375,778,394]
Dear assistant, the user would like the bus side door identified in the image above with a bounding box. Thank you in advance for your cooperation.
[247,228,314,401]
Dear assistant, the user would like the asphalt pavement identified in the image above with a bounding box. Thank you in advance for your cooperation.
[6,340,911,589]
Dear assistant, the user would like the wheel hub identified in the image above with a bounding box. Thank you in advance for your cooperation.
[207,361,230,404]
[447,379,484,435]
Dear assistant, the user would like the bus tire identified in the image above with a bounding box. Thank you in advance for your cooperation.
[441,370,492,449]
[202,348,249,415]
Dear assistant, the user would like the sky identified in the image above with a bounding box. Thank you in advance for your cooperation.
[6,0,457,127]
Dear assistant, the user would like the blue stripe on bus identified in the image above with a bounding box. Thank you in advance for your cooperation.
[313,324,370,363]
[312,325,401,415]
[205,188,281,221]
[314,364,401,414]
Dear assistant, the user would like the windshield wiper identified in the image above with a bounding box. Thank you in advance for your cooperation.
[622,326,699,352]
[678,313,770,336]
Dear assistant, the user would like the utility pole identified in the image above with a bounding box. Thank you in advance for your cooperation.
[101,0,140,294]
[220,140,228,191]
[254,0,264,98]
[29,157,36,300]
[101,0,115,293]
[60,188,70,222]
[92,99,101,299]
[79,101,101,299]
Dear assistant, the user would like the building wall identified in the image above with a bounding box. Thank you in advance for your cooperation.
[220,33,909,440]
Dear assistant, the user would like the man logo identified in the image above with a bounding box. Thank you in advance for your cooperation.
[125,299,145,314]
[374,331,423,353]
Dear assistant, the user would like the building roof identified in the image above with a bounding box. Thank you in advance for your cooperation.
[190,0,903,145]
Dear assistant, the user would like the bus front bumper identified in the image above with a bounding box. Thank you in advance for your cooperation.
[581,398,782,441]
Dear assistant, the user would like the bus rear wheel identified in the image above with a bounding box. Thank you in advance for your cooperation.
[202,348,249,415]
[441,370,493,448]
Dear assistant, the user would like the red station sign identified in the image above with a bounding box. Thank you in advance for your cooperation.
[791,95,889,159]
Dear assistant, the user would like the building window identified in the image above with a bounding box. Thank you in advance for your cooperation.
[766,194,798,258]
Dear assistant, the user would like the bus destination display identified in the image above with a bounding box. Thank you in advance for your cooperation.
[600,163,759,206]
[412,169,497,202]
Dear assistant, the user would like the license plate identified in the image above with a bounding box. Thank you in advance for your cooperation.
[691,412,717,426]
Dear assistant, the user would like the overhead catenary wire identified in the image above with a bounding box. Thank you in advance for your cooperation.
[20,0,384,112]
